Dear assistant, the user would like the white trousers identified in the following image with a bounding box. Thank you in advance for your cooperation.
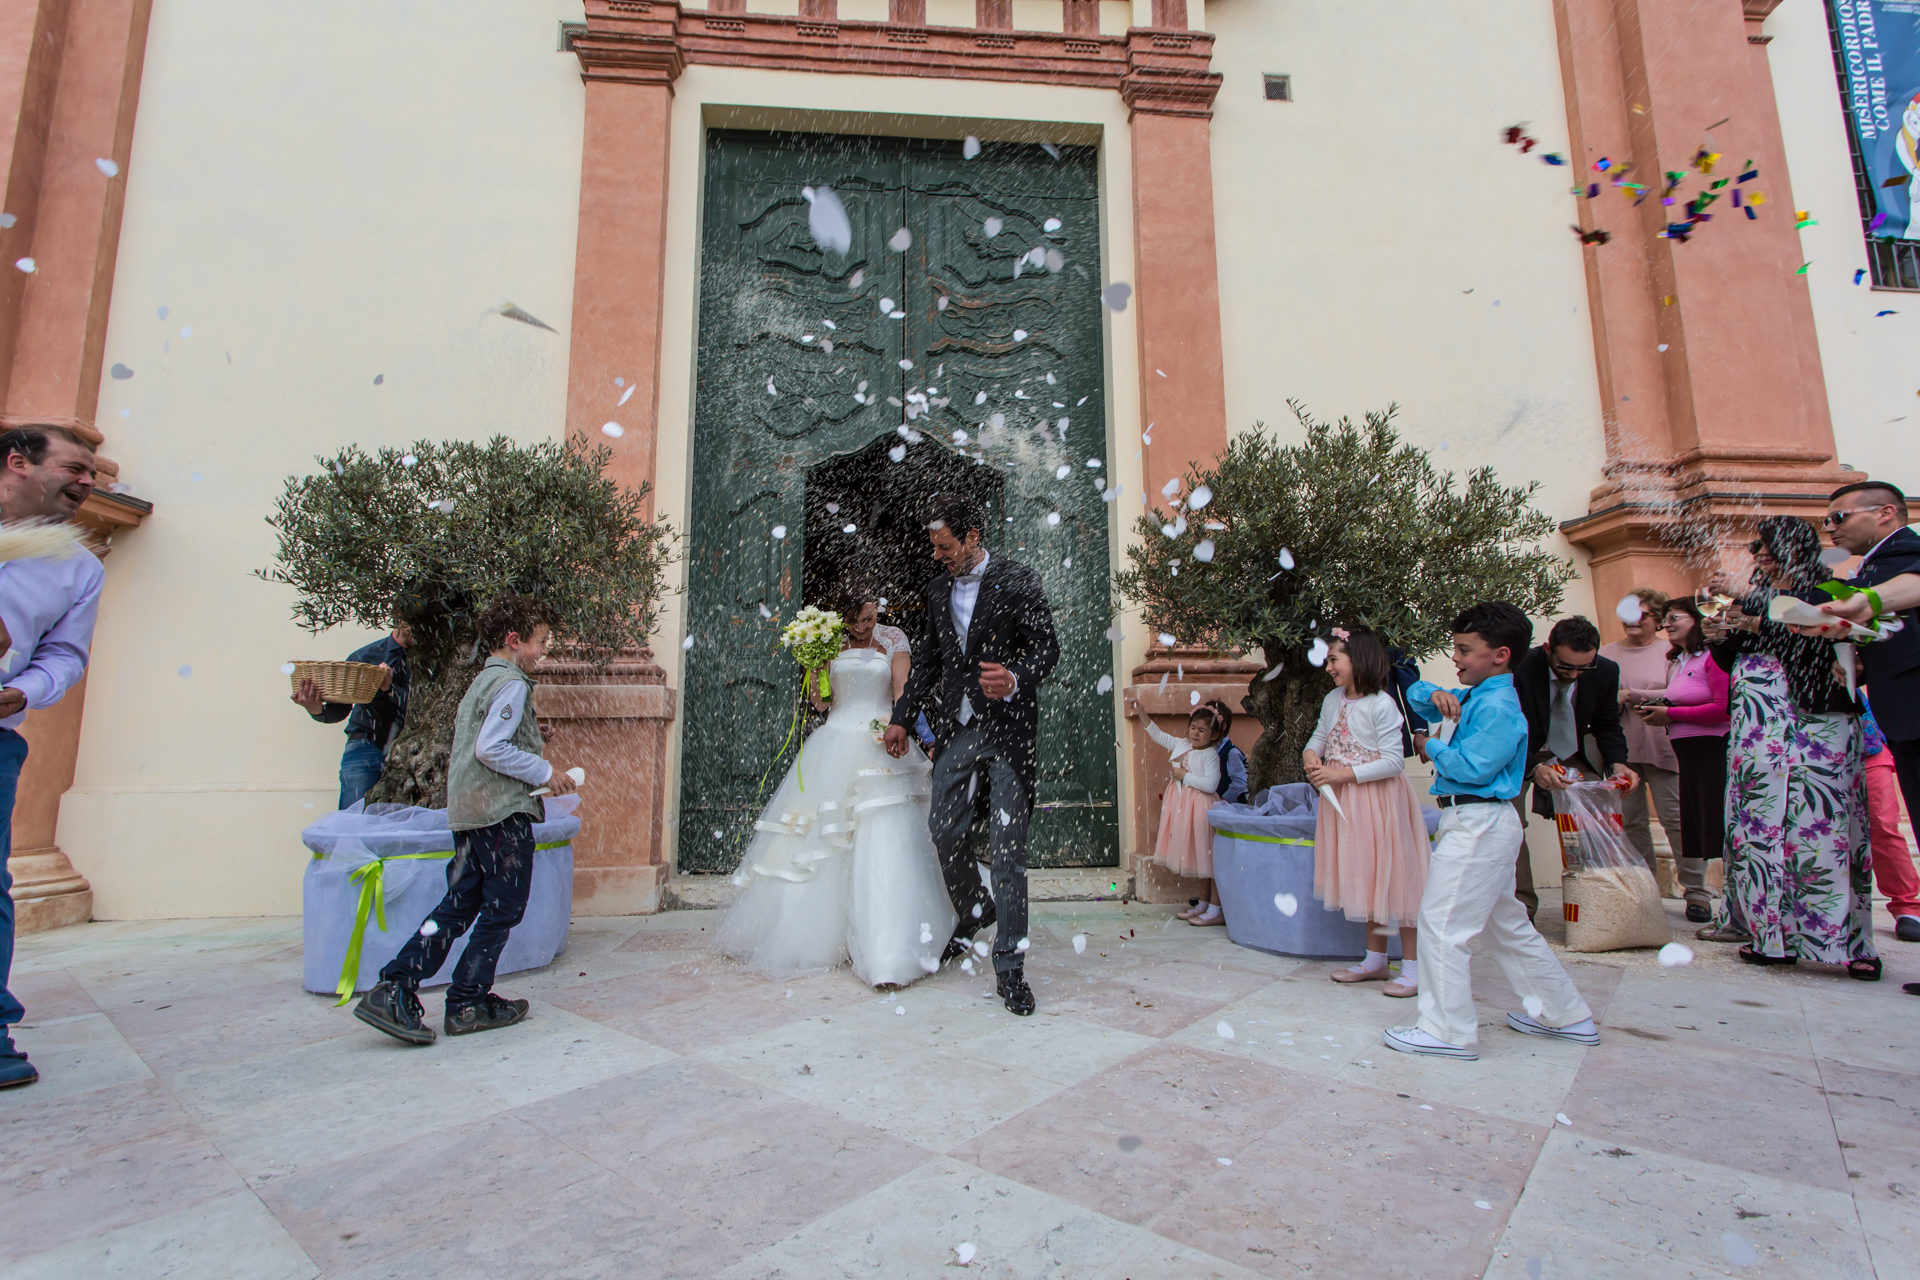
[1415,802,1593,1047]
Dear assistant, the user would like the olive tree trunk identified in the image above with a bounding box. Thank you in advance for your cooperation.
[363,635,483,810]
[1241,642,1333,797]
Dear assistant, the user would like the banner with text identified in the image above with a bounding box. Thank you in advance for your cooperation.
[1830,0,1920,240]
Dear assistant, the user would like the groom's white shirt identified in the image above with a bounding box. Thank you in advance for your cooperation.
[950,550,1014,726]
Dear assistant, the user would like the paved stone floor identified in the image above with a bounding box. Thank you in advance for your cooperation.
[4,894,1918,1279]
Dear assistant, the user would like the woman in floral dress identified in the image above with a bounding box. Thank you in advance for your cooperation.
[1707,516,1879,979]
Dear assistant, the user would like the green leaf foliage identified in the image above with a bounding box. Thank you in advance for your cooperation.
[1114,404,1575,790]
[258,436,679,806]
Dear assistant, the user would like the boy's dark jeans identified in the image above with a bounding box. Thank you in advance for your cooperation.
[381,813,533,1004]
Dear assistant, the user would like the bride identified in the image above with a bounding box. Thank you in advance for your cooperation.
[716,583,957,987]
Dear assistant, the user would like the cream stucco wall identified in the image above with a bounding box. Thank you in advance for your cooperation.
[62,0,590,918]
[1763,0,1920,483]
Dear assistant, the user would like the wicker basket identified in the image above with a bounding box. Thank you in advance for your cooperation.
[289,660,387,705]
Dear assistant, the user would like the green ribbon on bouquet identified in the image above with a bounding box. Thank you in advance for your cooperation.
[327,841,570,1006]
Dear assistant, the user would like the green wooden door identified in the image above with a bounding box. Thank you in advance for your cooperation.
[678,129,1117,873]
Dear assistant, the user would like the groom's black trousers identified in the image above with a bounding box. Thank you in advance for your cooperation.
[928,722,1030,975]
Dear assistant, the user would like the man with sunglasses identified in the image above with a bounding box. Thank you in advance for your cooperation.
[1820,481,1920,947]
[1509,616,1637,919]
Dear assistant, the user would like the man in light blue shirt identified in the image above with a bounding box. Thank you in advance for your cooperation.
[0,424,104,1091]
[1384,602,1599,1061]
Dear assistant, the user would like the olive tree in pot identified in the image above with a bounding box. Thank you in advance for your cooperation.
[1114,403,1574,794]
[260,436,678,808]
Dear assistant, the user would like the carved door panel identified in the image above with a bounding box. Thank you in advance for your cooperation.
[679,131,1116,873]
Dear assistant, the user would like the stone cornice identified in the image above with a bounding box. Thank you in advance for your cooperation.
[571,0,1219,113]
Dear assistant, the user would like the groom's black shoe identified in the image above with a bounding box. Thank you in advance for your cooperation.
[944,900,998,963]
[942,936,973,963]
[997,967,1035,1017]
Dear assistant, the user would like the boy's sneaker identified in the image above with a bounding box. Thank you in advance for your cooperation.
[0,1048,38,1089]
[354,980,436,1045]
[1505,1011,1599,1045]
[1383,1025,1478,1060]
[445,993,530,1036]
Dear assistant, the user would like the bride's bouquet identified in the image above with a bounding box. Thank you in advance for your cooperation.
[780,604,846,699]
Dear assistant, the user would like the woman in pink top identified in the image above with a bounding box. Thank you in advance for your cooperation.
[1633,599,1730,920]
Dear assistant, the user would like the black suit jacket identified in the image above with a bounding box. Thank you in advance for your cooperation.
[1512,645,1630,818]
[891,554,1060,792]
[1851,525,1920,741]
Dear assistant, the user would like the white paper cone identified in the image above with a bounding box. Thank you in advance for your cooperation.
[1318,784,1347,821]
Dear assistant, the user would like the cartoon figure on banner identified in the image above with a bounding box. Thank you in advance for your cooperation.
[1898,90,1920,240]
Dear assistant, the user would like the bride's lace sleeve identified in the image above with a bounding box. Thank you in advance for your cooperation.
[876,625,911,658]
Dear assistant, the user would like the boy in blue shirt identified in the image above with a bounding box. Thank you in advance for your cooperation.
[1388,602,1599,1060]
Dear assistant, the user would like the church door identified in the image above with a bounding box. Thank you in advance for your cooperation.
[677,129,1118,874]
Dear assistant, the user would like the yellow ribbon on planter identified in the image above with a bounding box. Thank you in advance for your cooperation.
[327,841,572,1007]
[1212,829,1314,847]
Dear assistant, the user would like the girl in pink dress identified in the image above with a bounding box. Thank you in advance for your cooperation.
[1126,695,1227,925]
[1304,626,1430,997]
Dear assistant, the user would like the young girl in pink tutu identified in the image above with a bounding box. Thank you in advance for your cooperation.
[1126,695,1228,925]
[1304,626,1430,997]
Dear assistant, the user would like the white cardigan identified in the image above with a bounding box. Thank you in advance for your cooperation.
[1303,689,1408,784]
[1141,720,1223,792]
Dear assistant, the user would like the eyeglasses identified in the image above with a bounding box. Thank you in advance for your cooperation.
[1549,656,1598,675]
[1822,506,1882,527]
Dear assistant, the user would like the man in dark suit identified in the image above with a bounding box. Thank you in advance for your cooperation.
[885,493,1059,1016]
[1823,480,1920,946]
[1509,616,1637,918]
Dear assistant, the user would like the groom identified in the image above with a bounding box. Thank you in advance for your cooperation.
[884,492,1059,1016]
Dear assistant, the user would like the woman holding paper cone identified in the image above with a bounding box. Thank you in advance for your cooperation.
[1304,627,1429,997]
[1706,517,1877,979]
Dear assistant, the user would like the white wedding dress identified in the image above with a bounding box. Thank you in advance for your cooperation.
[716,646,957,986]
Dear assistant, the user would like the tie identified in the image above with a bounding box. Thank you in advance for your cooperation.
[1549,679,1578,760]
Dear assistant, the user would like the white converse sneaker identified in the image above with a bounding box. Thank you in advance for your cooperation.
[1383,1024,1478,1060]
[1504,1011,1599,1045]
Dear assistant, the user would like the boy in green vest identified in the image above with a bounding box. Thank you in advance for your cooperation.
[355,595,577,1045]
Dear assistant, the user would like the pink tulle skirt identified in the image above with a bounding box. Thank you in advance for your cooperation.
[1154,783,1215,879]
[1313,775,1429,927]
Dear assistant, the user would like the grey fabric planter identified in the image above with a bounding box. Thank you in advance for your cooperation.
[1208,784,1437,959]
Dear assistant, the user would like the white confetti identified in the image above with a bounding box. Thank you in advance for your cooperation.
[601,422,624,438]
[1523,995,1545,1019]
[683,635,694,650]
[1820,546,1852,567]
[1189,691,1201,706]
[1161,477,1181,498]
[419,920,439,937]
[983,216,1003,237]
[805,184,852,255]
[954,1242,977,1266]
[961,958,975,974]
[1105,625,1124,643]
[1046,512,1061,526]
[889,444,907,462]
[1473,1200,1493,1211]
[890,310,906,320]
[1307,638,1330,667]
[1096,675,1113,694]
[971,903,984,919]
[1278,548,1295,570]
[1013,329,1028,342]
[767,377,778,395]
[1555,1113,1572,1126]
[842,523,857,534]
[1419,1104,1434,1110]
[1194,538,1215,563]
[1072,933,1087,954]
[1043,217,1062,232]
[280,662,297,675]
[963,135,981,159]
[826,502,840,514]
[1041,141,1061,159]
[936,295,949,311]
[13,257,34,273]
[899,359,914,370]
[616,383,636,405]
[1615,594,1644,625]
[1657,343,1669,352]
[1273,892,1298,916]
[401,454,418,467]
[771,525,787,540]
[1216,1020,1235,1040]
[1056,465,1071,480]
[1721,1232,1757,1267]
[919,922,933,944]
[1188,484,1213,510]
[1015,936,1030,952]
[95,157,120,177]
[848,268,864,289]
[0,213,14,228]
[894,1005,906,1016]
[1217,1157,1233,1166]
[1657,941,1695,967]
[889,226,912,251]
[974,938,990,957]
[1262,662,1285,682]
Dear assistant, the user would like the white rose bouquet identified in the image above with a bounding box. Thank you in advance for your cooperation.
[780,604,847,699]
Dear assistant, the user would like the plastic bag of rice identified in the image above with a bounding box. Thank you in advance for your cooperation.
[1552,777,1671,952]
[1562,863,1670,951]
